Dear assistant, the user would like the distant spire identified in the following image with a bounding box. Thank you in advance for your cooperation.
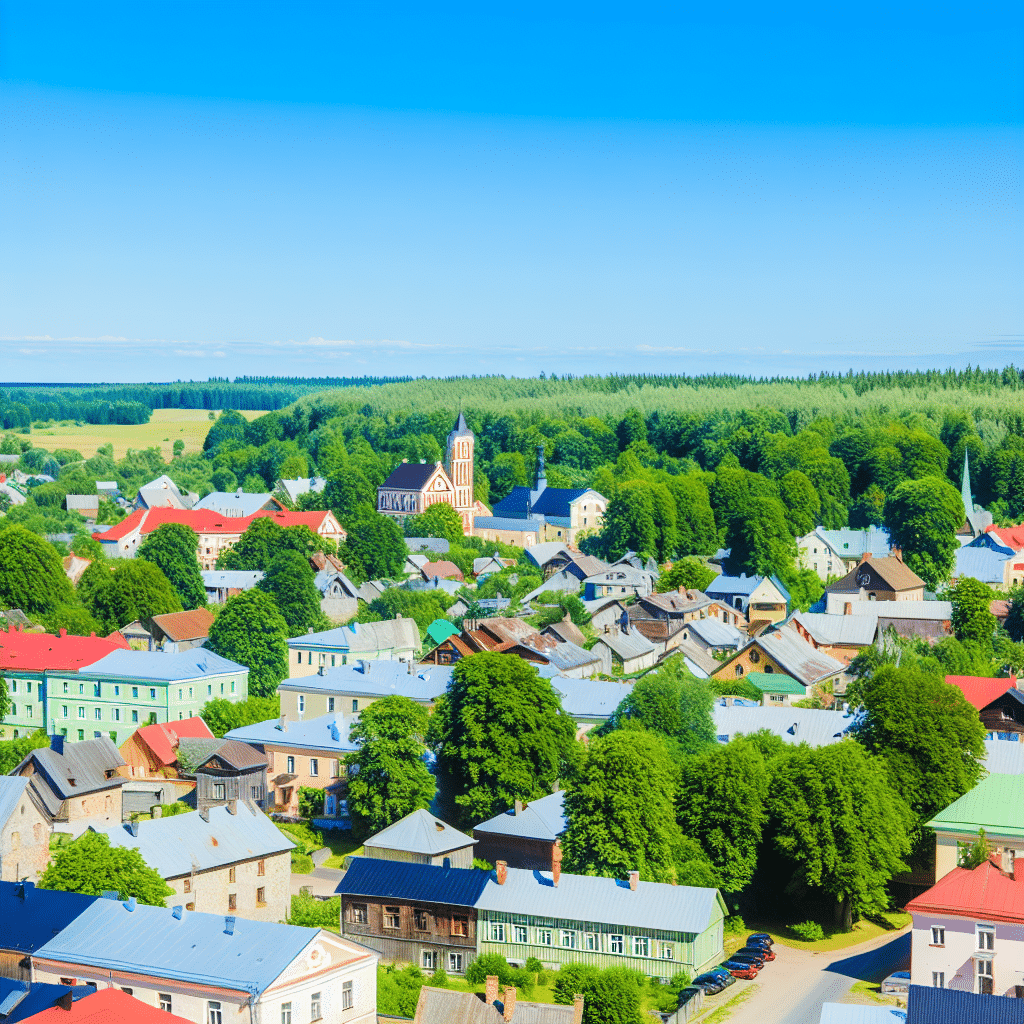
[961,449,973,514]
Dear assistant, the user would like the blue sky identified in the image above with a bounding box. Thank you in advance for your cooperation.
[1,2,1021,382]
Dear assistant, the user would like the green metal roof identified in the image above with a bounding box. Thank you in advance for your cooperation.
[746,672,806,694]
[426,619,460,645]
[928,773,1024,839]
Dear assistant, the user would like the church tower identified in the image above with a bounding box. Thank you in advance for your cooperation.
[445,410,475,532]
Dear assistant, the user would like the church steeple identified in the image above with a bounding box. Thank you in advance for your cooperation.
[530,444,547,507]
[961,449,974,514]
[445,407,475,533]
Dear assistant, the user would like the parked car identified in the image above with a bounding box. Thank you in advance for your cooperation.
[740,944,775,962]
[730,950,768,967]
[881,971,911,995]
[722,959,759,980]
[748,933,773,946]
[691,970,736,994]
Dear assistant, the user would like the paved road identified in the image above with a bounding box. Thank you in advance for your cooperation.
[724,929,911,1024]
[290,866,344,899]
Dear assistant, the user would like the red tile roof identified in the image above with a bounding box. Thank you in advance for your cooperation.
[94,507,341,543]
[946,675,1017,712]
[149,607,215,643]
[985,524,1024,550]
[0,627,129,673]
[907,859,1024,924]
[21,987,195,1024]
[421,560,464,581]
[130,716,215,766]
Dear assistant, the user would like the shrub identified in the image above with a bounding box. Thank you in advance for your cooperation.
[298,786,324,820]
[377,964,426,1018]
[429,968,448,989]
[525,957,543,974]
[465,953,516,986]
[276,820,324,856]
[724,914,746,935]
[291,853,314,874]
[791,920,826,942]
[154,801,190,818]
[288,892,340,928]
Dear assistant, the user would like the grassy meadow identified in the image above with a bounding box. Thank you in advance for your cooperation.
[26,408,265,461]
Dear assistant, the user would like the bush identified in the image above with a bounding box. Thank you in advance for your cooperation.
[429,968,448,989]
[291,853,314,874]
[298,786,323,820]
[724,914,746,935]
[649,971,694,1013]
[525,957,543,974]
[791,920,826,942]
[153,801,190,819]
[276,820,324,856]
[288,892,339,928]
[466,953,517,986]
[377,964,426,1018]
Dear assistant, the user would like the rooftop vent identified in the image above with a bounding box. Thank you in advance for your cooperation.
[224,915,235,935]
[172,905,183,920]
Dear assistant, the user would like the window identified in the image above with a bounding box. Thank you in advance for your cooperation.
[514,925,528,944]
[610,935,624,954]
[214,783,226,800]
[62,705,68,718]
[352,903,368,924]
[77,730,84,741]
[585,933,597,951]
[310,992,322,1021]
[560,930,577,949]
[537,929,552,946]
[77,707,85,718]
[183,878,191,893]
[93,707,101,720]
[189,687,193,698]
[490,922,505,942]
[977,958,993,994]
[932,972,944,988]
[298,695,305,713]
[750,650,760,664]
[331,655,336,667]
[384,906,401,929]
[150,688,156,699]
[132,710,138,723]
[228,893,236,910]
[633,936,650,957]
[352,698,359,713]
[208,1002,223,1024]
[159,993,173,1012]
[297,652,302,664]
[931,926,945,946]
[661,944,674,960]
[451,915,468,936]
[25,705,31,718]
[63,682,68,694]
[94,683,101,697]
[447,953,463,973]
[422,951,438,970]
[310,758,319,776]
[414,909,429,931]
[220,683,224,694]
[328,697,335,712]
[79,683,84,694]
[114,708,120,721]
[230,681,235,693]
[186,902,195,911]
[280,1002,291,1024]
[256,887,266,905]
[121,986,133,995]
[734,665,744,677]
[286,756,295,774]
[207,685,212,696]
[977,926,994,951]
[769,694,785,703]
[132,687,138,698]
[178,689,182,700]
[258,859,266,876]
[9,704,16,717]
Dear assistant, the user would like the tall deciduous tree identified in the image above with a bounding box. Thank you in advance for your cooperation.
[883,477,964,589]
[200,695,281,738]
[428,653,577,828]
[562,728,682,882]
[950,577,997,650]
[39,832,174,906]
[217,518,333,571]
[78,559,182,633]
[766,742,912,931]
[338,511,407,583]
[853,665,986,822]
[257,550,328,635]
[1007,585,1024,643]
[403,502,465,544]
[345,695,436,837]
[599,483,658,561]
[0,523,74,614]
[656,558,716,594]
[207,590,289,698]
[137,522,206,610]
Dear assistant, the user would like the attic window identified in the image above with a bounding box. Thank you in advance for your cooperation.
[435,822,445,832]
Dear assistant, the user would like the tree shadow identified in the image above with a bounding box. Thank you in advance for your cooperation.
[824,933,911,982]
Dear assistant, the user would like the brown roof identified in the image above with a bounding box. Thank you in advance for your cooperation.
[639,590,712,615]
[826,555,925,595]
[542,619,588,647]
[567,554,608,577]
[421,560,464,581]
[199,738,268,771]
[149,608,215,643]
[414,986,576,1023]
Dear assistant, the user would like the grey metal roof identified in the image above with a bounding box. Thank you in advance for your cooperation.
[225,712,359,753]
[0,777,29,831]
[583,567,655,587]
[65,494,99,512]
[791,613,878,647]
[818,1004,907,1023]
[684,617,744,648]
[522,570,583,604]
[278,662,452,702]
[524,543,573,569]
[954,546,1011,585]
[85,648,245,681]
[17,739,126,801]
[473,791,567,842]
[671,641,718,679]
[201,570,265,590]
[339,857,492,908]
[93,803,292,878]
[713,705,856,747]
[813,526,892,560]
[415,988,576,1024]
[473,516,542,535]
[749,627,847,685]
[193,491,277,516]
[33,896,333,996]
[476,866,723,934]
[364,809,477,856]
[529,638,601,673]
[983,739,1024,775]
[542,619,588,648]
[407,537,451,554]
[592,627,656,660]
[705,573,762,597]
[286,618,420,654]
[840,600,952,620]
[276,476,326,503]
[198,738,269,771]
[552,677,633,721]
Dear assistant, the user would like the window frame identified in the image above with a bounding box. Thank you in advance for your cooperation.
[159,993,173,1012]
[342,980,354,1010]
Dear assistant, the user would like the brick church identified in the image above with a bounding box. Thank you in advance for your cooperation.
[376,412,490,534]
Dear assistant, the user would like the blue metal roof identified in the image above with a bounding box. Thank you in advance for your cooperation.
[0,776,29,831]
[473,791,567,842]
[84,649,245,681]
[0,979,91,1022]
[473,516,542,534]
[705,574,762,597]
[490,487,534,518]
[339,857,492,908]
[906,983,1024,1023]
[955,546,1011,585]
[34,897,322,996]
[226,712,359,753]
[277,663,452,703]
[0,882,97,955]
[818,1004,906,1023]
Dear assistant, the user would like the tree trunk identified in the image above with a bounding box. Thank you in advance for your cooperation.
[834,896,853,932]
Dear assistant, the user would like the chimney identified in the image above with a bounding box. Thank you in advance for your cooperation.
[844,602,852,615]
[56,991,74,1011]
[860,551,872,563]
[59,627,67,638]
[50,735,64,756]
[125,897,137,912]
[503,986,517,1022]
[514,799,523,815]
[317,665,325,676]
[628,870,639,892]
[496,860,508,885]
[224,915,235,935]
[485,976,500,1007]
[278,715,287,732]
[572,994,585,1024]
[127,820,139,837]
[226,799,237,815]
[199,807,209,822]
[172,905,183,920]
[552,840,562,887]
[892,547,903,562]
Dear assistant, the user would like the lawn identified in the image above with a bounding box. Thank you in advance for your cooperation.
[730,912,911,954]
[275,820,363,869]
[26,408,265,461]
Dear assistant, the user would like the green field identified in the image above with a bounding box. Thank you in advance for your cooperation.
[25,408,265,461]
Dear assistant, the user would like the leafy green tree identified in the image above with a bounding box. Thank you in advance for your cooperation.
[78,559,182,633]
[562,729,682,882]
[200,695,281,737]
[599,483,657,561]
[0,729,49,774]
[207,590,289,698]
[42,602,105,637]
[428,653,578,828]
[950,577,997,650]
[345,696,436,837]
[137,523,206,610]
[217,518,333,571]
[39,831,174,906]
[555,965,646,1024]
[339,511,407,583]
[376,964,429,1019]
[0,523,74,614]
[766,742,912,931]
[676,738,769,892]
[724,496,795,578]
[0,676,10,723]
[666,474,719,556]
[958,829,992,869]
[363,588,453,635]
[853,665,986,822]
[883,477,964,589]
[404,501,465,544]
[779,470,821,537]
[322,466,376,523]
[257,550,329,635]
[1007,585,1024,643]
[656,557,716,594]
[70,533,104,560]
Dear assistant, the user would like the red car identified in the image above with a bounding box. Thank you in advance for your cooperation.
[721,959,759,980]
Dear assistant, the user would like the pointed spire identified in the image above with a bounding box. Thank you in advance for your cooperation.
[961,449,973,514]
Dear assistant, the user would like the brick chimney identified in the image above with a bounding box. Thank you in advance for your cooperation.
[892,548,903,562]
[503,986,517,1022]
[496,860,508,885]
[572,994,585,1024]
[628,870,639,892]
[552,840,562,887]
[485,976,500,1007]
[514,799,524,815]
[860,552,872,563]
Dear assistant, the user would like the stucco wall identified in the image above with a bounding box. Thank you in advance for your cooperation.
[166,849,290,923]
[910,912,1024,996]
[265,745,345,814]
[0,790,50,882]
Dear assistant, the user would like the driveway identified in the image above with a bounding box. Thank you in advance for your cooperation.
[290,866,345,899]
[722,928,910,1024]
